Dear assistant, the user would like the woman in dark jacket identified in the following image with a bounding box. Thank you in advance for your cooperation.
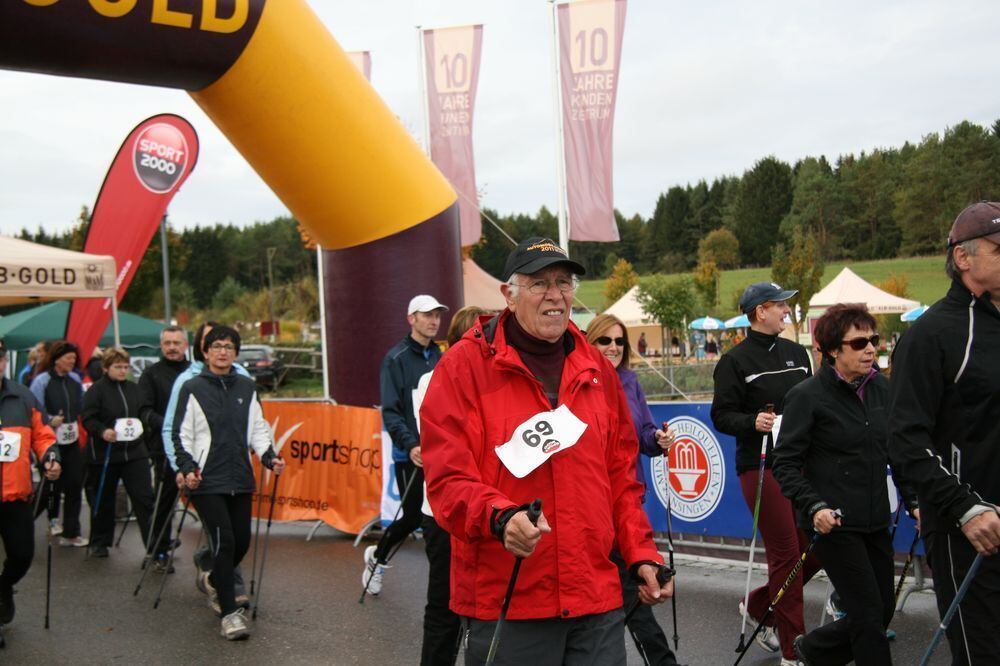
[773,304,918,666]
[81,347,155,558]
[587,314,681,666]
[30,340,88,547]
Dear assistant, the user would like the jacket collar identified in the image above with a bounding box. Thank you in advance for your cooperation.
[747,328,779,350]
[404,334,436,355]
[946,279,1000,321]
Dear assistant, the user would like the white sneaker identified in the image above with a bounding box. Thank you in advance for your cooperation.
[361,545,387,595]
[59,535,89,547]
[739,601,780,653]
[779,660,804,666]
[50,519,63,536]
[220,608,250,641]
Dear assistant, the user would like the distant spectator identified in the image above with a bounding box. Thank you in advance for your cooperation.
[18,342,46,386]
[637,332,648,357]
[705,333,719,359]
[85,347,104,384]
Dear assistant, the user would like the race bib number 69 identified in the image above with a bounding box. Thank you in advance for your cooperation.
[495,405,587,478]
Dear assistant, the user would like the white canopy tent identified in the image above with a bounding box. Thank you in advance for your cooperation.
[0,236,120,353]
[809,267,920,314]
[603,285,667,354]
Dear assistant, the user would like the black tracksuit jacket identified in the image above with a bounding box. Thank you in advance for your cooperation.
[82,376,149,465]
[773,364,917,531]
[888,280,1000,536]
[137,357,190,458]
[711,329,813,474]
[380,334,441,461]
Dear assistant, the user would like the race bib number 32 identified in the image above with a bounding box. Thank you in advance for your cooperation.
[0,430,22,462]
[495,405,587,479]
[114,418,144,443]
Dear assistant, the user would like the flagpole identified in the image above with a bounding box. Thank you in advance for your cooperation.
[549,0,570,253]
[316,245,331,402]
[416,25,431,156]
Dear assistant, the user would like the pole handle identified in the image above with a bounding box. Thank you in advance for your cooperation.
[526,499,542,526]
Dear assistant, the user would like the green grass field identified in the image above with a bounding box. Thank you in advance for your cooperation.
[576,255,950,317]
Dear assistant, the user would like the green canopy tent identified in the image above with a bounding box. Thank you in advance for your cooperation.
[0,301,165,375]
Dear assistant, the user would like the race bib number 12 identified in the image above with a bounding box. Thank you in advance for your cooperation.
[495,405,587,478]
[0,430,22,462]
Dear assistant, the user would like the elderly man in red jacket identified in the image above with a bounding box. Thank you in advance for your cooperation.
[421,238,672,665]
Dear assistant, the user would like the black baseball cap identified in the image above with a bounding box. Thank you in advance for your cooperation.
[501,237,586,281]
[948,201,1000,247]
[739,282,798,314]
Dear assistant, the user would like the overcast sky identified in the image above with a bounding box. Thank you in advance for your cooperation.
[1,0,998,236]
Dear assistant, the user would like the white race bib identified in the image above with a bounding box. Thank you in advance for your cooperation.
[56,421,79,445]
[495,405,587,479]
[770,415,784,448]
[114,418,144,443]
[0,430,22,462]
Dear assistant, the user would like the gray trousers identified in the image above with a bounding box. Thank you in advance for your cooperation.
[464,608,626,666]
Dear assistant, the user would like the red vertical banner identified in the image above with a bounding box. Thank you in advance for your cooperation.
[66,115,199,358]
[346,50,372,81]
[423,25,484,247]
[558,0,626,242]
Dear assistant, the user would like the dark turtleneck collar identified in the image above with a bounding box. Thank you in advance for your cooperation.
[160,356,190,369]
[504,314,567,407]
[747,328,779,350]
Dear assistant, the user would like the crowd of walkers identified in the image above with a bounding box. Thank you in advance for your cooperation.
[0,322,283,642]
[2,200,998,664]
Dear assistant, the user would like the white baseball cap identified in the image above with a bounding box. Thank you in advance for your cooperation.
[408,294,449,315]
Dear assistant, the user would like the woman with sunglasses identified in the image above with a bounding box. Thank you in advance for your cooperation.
[772,304,918,666]
[586,314,682,666]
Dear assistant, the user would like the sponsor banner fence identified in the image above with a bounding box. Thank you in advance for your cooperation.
[252,401,382,534]
[643,402,922,556]
[557,0,626,242]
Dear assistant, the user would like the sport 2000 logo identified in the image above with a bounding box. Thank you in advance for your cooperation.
[650,416,725,521]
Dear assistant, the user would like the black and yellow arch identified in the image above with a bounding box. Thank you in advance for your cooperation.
[1,0,464,405]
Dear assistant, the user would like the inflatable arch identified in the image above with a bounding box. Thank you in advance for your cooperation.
[0,0,464,405]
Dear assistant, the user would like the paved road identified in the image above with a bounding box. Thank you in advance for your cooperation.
[1,517,952,664]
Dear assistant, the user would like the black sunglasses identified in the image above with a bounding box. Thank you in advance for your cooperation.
[841,334,879,351]
[596,336,626,347]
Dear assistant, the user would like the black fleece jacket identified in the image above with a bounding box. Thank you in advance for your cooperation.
[82,376,149,465]
[889,280,1000,536]
[773,364,917,532]
[711,329,813,473]
[137,357,190,457]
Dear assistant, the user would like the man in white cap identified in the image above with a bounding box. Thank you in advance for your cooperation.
[362,294,448,596]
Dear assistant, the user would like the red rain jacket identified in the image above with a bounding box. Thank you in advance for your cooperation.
[421,311,662,620]
[1,378,59,502]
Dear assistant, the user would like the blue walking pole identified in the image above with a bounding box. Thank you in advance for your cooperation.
[92,440,113,519]
[919,553,984,666]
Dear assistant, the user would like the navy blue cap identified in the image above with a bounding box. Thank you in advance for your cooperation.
[739,282,798,314]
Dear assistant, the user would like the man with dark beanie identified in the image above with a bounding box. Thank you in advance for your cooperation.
[711,282,818,664]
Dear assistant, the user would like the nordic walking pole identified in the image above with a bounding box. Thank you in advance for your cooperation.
[623,564,677,624]
[114,507,133,548]
[894,529,921,606]
[485,499,542,666]
[359,466,420,604]
[251,471,281,620]
[152,487,193,609]
[44,453,57,630]
[736,404,774,653]
[919,553,984,666]
[249,461,267,595]
[133,491,180,595]
[92,441,113,520]
[661,424,680,651]
[138,458,167,568]
[734,513,838,666]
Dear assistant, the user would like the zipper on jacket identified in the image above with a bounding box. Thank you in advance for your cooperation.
[117,382,131,462]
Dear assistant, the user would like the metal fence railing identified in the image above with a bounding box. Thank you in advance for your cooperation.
[634,359,717,400]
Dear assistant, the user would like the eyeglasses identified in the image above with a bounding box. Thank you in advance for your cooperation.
[208,343,236,352]
[512,275,579,295]
[841,335,879,351]
[595,336,626,347]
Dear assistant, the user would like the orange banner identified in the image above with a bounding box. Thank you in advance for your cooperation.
[252,401,382,534]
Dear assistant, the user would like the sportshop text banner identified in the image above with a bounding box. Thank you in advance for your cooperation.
[253,401,382,534]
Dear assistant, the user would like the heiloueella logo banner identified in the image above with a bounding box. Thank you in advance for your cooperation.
[132,123,189,193]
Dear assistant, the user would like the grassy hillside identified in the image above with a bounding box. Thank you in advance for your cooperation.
[576,255,949,316]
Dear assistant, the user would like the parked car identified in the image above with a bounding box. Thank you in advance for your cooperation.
[237,344,284,390]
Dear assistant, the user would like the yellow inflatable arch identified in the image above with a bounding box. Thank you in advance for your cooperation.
[1,0,464,405]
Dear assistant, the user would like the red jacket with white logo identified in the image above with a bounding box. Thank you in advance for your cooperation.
[1,378,59,502]
[421,311,662,620]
